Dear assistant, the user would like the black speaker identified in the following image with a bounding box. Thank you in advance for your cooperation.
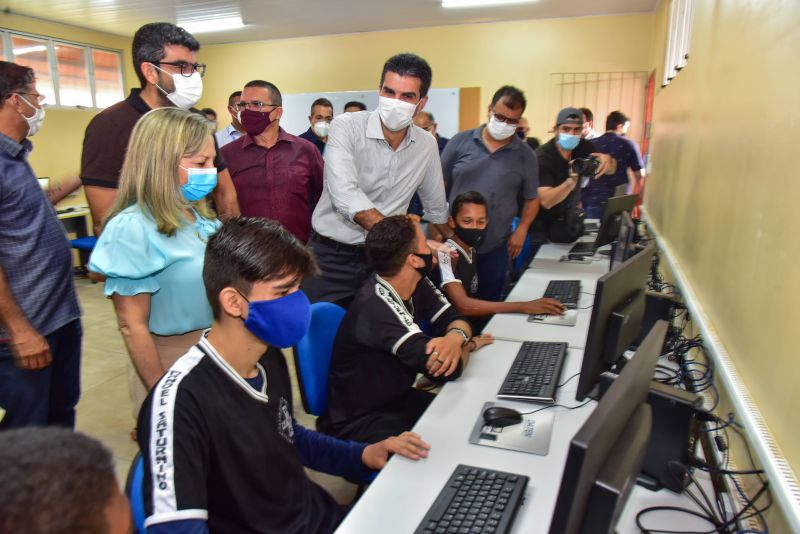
[638,382,702,492]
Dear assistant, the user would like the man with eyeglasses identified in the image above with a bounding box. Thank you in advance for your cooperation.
[220,80,323,244]
[441,86,540,303]
[0,61,82,429]
[80,22,239,236]
[215,90,244,148]
[305,53,450,309]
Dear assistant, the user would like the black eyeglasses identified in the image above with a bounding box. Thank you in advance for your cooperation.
[152,61,206,78]
[234,101,279,112]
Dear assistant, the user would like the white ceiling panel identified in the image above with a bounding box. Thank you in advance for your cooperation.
[2,0,659,45]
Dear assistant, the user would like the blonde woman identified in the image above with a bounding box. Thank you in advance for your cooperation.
[89,108,221,414]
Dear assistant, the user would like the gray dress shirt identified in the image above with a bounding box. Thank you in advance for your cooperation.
[311,110,448,245]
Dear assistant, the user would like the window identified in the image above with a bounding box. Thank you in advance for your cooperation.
[0,29,124,109]
[662,0,696,86]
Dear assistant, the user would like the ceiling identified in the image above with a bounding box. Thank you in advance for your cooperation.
[3,0,659,45]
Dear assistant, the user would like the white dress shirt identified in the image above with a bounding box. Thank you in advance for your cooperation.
[215,124,243,148]
[311,110,448,245]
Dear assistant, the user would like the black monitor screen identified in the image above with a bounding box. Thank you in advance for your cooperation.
[575,242,656,401]
[594,194,637,249]
[548,321,667,534]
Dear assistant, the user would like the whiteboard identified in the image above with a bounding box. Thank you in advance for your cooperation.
[279,88,460,139]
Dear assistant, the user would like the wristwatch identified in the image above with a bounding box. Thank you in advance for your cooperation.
[447,327,470,346]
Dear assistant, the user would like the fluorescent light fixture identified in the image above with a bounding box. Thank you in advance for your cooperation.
[442,0,536,7]
[13,45,47,56]
[179,16,245,34]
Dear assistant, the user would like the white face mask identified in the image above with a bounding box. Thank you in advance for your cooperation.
[486,114,517,141]
[18,95,45,137]
[377,96,417,132]
[312,121,330,138]
[152,64,203,109]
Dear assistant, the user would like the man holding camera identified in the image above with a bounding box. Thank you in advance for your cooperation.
[531,107,614,243]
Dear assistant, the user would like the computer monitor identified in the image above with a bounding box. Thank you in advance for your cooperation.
[548,321,668,534]
[575,242,656,401]
[594,194,637,249]
[609,211,637,270]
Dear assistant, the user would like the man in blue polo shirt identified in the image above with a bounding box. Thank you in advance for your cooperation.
[0,61,82,429]
[441,85,540,301]
[582,110,644,219]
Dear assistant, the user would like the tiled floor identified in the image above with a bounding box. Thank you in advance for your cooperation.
[73,277,358,503]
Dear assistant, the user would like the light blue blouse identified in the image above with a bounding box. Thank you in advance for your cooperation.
[89,205,221,336]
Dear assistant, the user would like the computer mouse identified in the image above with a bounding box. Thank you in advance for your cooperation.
[482,406,523,428]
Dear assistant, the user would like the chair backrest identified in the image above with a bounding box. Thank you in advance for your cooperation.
[293,302,346,416]
[510,216,532,275]
[125,452,146,534]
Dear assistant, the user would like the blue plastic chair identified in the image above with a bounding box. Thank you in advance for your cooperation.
[293,302,346,416]
[510,216,532,277]
[125,452,146,534]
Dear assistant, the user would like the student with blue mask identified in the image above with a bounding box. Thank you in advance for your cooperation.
[89,107,221,417]
[138,217,430,534]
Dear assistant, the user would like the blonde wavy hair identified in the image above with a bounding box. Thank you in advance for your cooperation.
[105,107,216,236]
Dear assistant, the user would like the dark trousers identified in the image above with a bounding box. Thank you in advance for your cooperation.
[303,234,372,309]
[319,389,435,444]
[476,243,510,302]
[0,319,82,429]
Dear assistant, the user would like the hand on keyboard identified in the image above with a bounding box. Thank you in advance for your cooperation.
[362,431,430,470]
[521,298,565,316]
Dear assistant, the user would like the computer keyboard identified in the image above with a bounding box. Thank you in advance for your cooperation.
[497,342,568,403]
[415,464,529,534]
[543,279,581,309]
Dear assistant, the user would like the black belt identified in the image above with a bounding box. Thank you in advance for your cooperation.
[310,231,366,254]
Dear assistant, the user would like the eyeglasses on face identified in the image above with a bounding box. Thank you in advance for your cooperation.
[234,101,279,112]
[152,61,207,78]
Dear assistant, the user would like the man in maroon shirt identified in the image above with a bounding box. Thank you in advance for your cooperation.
[221,80,323,243]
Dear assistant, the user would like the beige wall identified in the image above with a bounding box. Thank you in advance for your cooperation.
[198,13,655,143]
[1,13,134,208]
[646,0,799,527]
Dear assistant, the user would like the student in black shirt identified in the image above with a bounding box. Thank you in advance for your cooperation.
[137,217,430,534]
[318,215,475,444]
[437,191,566,326]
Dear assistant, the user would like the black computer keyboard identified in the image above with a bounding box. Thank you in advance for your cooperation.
[497,341,568,403]
[415,464,529,534]
[543,279,581,309]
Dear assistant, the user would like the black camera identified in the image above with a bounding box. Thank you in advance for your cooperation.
[570,156,600,176]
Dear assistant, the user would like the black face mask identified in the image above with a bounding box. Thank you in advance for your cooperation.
[454,225,487,248]
[413,252,435,278]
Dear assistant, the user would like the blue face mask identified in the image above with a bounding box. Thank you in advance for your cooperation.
[241,290,312,348]
[557,132,581,151]
[180,166,218,202]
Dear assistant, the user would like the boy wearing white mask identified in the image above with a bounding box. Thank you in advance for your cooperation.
[299,97,334,154]
[441,86,540,302]
[0,62,82,429]
[306,53,451,308]
[80,22,239,236]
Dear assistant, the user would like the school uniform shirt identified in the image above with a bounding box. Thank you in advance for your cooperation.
[88,205,220,336]
[139,335,371,534]
[437,239,479,298]
[319,274,465,435]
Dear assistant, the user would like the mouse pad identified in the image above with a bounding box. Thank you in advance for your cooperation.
[527,309,578,327]
[468,402,554,456]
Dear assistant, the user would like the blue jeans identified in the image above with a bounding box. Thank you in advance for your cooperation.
[476,243,510,302]
[583,205,605,220]
[0,319,82,429]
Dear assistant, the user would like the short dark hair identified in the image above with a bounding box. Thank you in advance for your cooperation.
[606,110,630,131]
[201,107,216,117]
[380,53,433,98]
[490,85,527,113]
[580,107,594,123]
[0,427,118,534]
[203,217,318,319]
[0,61,35,102]
[451,191,488,218]
[366,215,418,277]
[132,22,200,87]
[244,79,282,106]
[310,97,333,115]
[417,110,435,123]
[227,91,242,106]
[344,101,366,111]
